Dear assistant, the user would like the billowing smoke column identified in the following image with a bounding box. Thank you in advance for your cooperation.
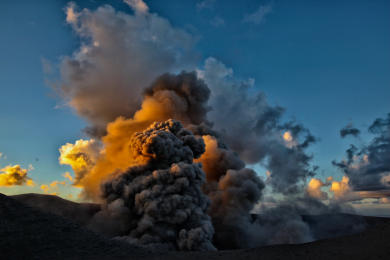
[58,2,317,199]
[72,68,323,249]
[58,1,197,137]
[55,1,354,251]
[57,71,213,200]
[72,71,268,250]
[91,120,215,250]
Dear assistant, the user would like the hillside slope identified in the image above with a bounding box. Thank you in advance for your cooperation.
[2,193,390,259]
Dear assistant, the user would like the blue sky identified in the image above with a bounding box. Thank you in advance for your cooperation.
[0,0,389,196]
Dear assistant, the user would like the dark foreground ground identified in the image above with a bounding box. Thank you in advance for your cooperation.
[1,193,389,260]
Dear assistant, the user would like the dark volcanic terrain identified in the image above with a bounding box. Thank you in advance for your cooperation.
[0,193,146,259]
[1,193,390,259]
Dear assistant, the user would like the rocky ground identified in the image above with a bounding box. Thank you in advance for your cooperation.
[1,193,390,259]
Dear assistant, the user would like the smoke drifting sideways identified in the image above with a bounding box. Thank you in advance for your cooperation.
[333,113,390,202]
[55,1,362,251]
[199,57,318,195]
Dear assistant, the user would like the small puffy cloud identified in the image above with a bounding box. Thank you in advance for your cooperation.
[330,176,351,199]
[124,0,149,14]
[50,180,66,188]
[329,176,360,202]
[283,131,293,142]
[197,0,216,10]
[28,164,34,171]
[40,184,49,193]
[59,139,101,184]
[63,172,73,182]
[243,3,272,25]
[306,178,330,200]
[65,2,78,24]
[40,180,67,194]
[326,176,333,182]
[282,131,298,148]
[26,179,35,187]
[0,164,34,187]
[210,16,225,27]
[340,124,360,138]
[0,152,6,160]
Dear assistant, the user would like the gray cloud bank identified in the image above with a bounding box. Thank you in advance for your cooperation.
[334,113,390,192]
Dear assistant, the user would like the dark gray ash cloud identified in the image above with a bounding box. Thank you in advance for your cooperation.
[144,71,211,126]
[90,120,215,251]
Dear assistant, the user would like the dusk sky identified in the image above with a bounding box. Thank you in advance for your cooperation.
[0,0,389,215]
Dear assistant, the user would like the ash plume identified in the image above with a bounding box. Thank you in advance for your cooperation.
[56,2,317,198]
[53,1,352,252]
[208,168,265,249]
[143,72,211,126]
[57,2,198,136]
[306,177,332,200]
[58,71,212,200]
[90,120,215,251]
